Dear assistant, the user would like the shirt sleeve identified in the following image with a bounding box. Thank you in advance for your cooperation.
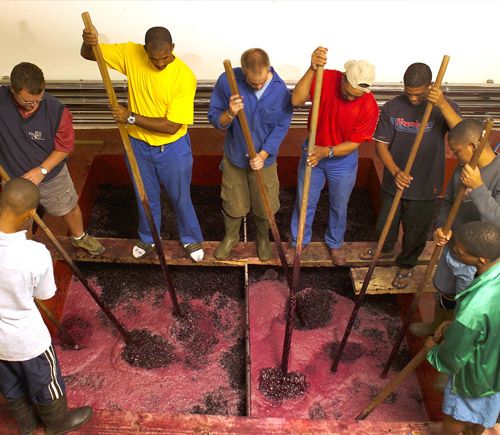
[33,247,57,301]
[99,43,128,75]
[348,97,379,144]
[166,67,196,125]
[261,91,293,157]
[427,321,480,374]
[207,73,230,130]
[373,102,393,144]
[53,107,74,153]
[468,183,500,224]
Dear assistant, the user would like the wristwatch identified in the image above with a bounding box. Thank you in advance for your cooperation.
[39,165,48,175]
[328,147,334,158]
[127,112,136,125]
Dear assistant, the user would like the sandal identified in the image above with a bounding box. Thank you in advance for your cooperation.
[392,267,414,289]
[359,248,395,261]
[183,242,204,263]
[132,240,155,259]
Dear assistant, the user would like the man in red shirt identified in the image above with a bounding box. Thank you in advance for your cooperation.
[290,47,379,265]
[0,62,104,255]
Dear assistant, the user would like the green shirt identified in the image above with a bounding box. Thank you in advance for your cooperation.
[427,261,500,397]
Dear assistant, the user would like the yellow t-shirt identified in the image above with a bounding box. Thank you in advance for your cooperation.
[100,42,196,146]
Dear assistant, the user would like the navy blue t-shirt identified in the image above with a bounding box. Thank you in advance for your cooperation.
[374,94,460,200]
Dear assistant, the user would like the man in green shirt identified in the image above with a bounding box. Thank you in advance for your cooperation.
[427,221,500,434]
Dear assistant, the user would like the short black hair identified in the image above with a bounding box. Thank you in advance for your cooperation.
[403,63,432,88]
[448,119,485,146]
[10,62,45,94]
[0,178,40,215]
[455,221,500,260]
[241,48,270,74]
[145,27,173,50]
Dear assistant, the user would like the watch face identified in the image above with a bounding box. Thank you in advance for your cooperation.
[40,167,48,175]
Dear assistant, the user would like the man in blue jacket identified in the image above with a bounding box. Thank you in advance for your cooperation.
[208,48,292,261]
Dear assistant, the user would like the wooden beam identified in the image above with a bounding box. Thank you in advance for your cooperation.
[35,236,436,268]
[351,265,437,295]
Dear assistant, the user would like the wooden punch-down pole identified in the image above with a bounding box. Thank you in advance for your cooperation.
[280,66,324,375]
[82,12,181,316]
[382,119,494,376]
[356,345,430,420]
[331,56,450,372]
[0,163,130,345]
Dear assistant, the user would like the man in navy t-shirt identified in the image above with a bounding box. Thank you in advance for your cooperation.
[359,63,461,288]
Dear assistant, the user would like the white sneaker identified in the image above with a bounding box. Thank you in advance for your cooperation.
[183,243,204,262]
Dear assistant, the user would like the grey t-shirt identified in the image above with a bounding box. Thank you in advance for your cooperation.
[438,154,500,230]
[374,95,460,200]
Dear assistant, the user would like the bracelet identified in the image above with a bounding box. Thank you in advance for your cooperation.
[226,110,234,120]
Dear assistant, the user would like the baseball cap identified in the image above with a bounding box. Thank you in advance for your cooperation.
[344,60,376,93]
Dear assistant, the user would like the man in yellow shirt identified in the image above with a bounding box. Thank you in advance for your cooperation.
[81,26,204,261]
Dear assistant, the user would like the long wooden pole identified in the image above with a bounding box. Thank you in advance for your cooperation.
[223,60,292,288]
[356,346,429,420]
[0,163,131,344]
[331,56,450,372]
[382,119,493,376]
[35,300,78,349]
[281,66,324,374]
[82,12,181,316]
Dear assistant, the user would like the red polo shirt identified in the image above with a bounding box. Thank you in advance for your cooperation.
[309,70,379,147]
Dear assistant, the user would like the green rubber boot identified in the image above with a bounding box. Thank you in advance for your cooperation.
[35,396,93,435]
[409,302,454,337]
[254,216,272,262]
[214,212,242,260]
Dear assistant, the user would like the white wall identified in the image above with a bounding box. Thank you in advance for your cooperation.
[1,0,499,84]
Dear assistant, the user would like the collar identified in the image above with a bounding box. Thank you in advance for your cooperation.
[0,230,28,241]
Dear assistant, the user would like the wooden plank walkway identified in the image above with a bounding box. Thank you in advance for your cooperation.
[351,265,437,295]
[35,236,436,268]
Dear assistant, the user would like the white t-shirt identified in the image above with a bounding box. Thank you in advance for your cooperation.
[0,230,56,361]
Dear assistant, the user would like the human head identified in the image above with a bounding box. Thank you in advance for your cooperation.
[403,63,432,107]
[453,221,500,270]
[10,62,45,111]
[448,119,487,165]
[241,48,271,91]
[342,60,375,101]
[0,178,40,222]
[144,27,175,71]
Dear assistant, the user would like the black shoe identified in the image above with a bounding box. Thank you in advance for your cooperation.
[35,396,93,435]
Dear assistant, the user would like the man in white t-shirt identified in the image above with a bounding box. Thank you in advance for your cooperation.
[0,178,92,434]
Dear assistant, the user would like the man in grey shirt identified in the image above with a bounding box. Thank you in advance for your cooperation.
[411,119,500,336]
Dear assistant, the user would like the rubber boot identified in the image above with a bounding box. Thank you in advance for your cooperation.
[254,216,272,261]
[409,303,454,337]
[214,212,242,260]
[6,396,39,435]
[35,396,93,435]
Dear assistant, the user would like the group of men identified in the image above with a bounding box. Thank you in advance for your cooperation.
[0,23,499,435]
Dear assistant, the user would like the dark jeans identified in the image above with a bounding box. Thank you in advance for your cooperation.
[375,191,437,269]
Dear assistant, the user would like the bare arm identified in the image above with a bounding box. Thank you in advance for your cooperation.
[22,151,69,185]
[427,86,461,129]
[375,141,412,189]
[306,141,360,167]
[81,27,98,61]
[111,105,181,135]
[291,47,327,106]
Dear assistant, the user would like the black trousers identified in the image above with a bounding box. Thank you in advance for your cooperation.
[375,191,437,269]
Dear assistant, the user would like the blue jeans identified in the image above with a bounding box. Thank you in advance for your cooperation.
[433,245,476,296]
[126,135,203,245]
[291,144,358,248]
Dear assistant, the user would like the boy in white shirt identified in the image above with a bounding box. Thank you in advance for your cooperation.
[0,178,92,434]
